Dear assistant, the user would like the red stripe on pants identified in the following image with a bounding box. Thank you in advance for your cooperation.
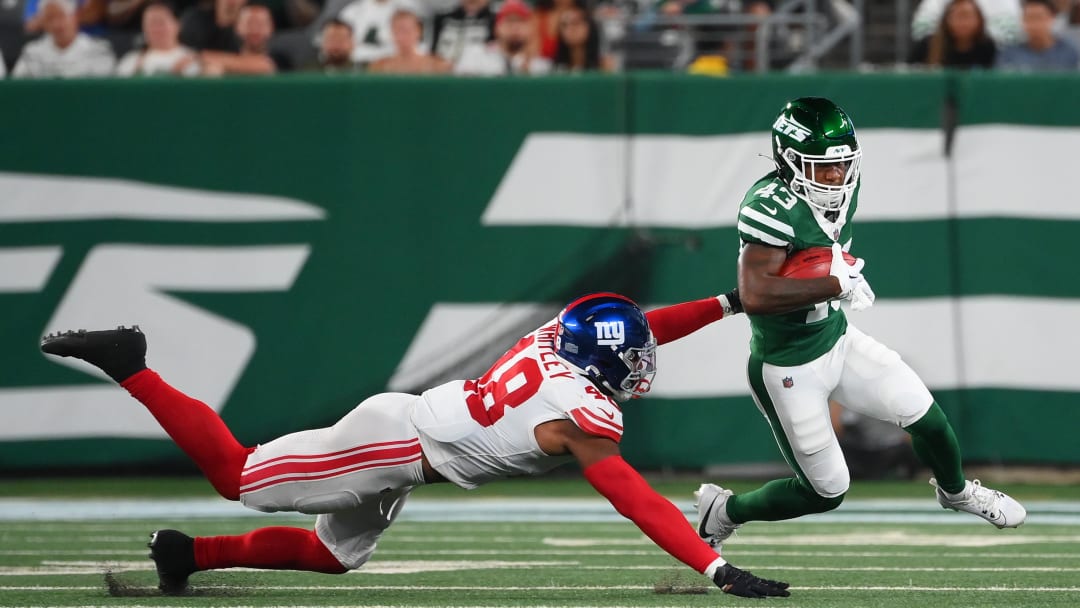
[240,443,422,491]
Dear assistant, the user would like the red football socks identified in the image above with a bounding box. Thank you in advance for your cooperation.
[194,527,347,573]
[121,369,253,500]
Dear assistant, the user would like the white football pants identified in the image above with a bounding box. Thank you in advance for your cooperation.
[748,324,934,498]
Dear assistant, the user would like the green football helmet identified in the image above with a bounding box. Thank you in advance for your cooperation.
[772,97,862,213]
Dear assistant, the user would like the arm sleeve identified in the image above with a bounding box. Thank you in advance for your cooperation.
[583,455,724,574]
[645,297,725,346]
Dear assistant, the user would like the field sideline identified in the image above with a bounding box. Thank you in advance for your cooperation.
[2,477,1079,608]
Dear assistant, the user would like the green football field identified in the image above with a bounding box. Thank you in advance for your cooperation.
[2,477,1079,608]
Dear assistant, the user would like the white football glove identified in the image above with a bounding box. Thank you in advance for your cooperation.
[850,275,876,312]
[828,241,865,300]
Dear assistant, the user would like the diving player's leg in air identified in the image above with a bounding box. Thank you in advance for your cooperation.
[41,327,249,498]
[40,327,348,593]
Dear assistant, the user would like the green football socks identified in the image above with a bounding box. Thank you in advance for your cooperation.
[904,401,966,494]
[726,477,844,524]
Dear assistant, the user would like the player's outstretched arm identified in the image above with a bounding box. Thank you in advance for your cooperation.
[738,243,843,315]
[645,289,742,346]
[534,421,790,598]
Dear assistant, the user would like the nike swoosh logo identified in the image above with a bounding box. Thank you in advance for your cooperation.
[698,494,720,537]
[761,205,778,215]
[598,408,615,419]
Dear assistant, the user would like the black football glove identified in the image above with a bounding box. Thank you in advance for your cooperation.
[712,563,790,598]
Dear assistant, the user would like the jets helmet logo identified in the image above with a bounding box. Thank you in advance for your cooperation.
[594,321,625,346]
[773,115,812,142]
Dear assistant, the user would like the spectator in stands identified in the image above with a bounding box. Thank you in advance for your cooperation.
[996,0,1079,68]
[115,1,200,75]
[98,0,154,32]
[307,16,360,71]
[534,0,582,59]
[196,3,291,73]
[909,0,997,67]
[454,0,550,75]
[13,0,115,77]
[553,5,613,71]
[369,8,451,72]
[25,0,105,33]
[912,0,1022,45]
[179,0,244,51]
[337,0,397,65]
[431,0,494,69]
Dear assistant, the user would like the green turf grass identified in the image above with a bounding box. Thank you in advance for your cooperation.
[1,509,1077,607]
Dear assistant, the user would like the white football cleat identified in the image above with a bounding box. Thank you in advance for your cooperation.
[930,478,1027,529]
[694,483,741,547]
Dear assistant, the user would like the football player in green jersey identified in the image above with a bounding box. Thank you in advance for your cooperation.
[694,97,1027,547]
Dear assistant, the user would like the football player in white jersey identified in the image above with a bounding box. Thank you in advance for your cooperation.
[41,291,789,599]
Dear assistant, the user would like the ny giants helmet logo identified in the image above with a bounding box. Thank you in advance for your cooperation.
[594,321,626,347]
[773,115,812,142]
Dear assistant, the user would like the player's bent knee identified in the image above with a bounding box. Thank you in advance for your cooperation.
[807,469,850,502]
[335,547,376,571]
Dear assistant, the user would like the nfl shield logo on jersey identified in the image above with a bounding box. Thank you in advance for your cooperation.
[782,376,794,388]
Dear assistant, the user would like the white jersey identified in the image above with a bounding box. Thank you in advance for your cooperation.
[411,319,624,489]
[12,33,115,79]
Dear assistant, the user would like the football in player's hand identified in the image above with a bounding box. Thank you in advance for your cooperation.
[778,247,857,279]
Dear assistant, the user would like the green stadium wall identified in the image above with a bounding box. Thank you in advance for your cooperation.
[0,72,1075,472]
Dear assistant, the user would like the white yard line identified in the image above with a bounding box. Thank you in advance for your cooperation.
[2,498,1080,523]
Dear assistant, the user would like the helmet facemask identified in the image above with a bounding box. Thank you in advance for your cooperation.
[618,342,657,400]
[555,293,657,403]
[584,340,656,401]
[778,139,862,213]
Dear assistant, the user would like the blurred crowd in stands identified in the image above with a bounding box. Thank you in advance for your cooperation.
[0,0,1078,78]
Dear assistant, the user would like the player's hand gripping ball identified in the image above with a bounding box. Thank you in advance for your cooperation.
[778,246,857,279]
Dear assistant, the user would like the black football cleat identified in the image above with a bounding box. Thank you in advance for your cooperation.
[147,529,197,595]
[40,326,147,383]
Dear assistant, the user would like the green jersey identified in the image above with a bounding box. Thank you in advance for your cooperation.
[736,171,860,366]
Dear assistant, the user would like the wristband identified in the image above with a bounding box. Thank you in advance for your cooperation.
[717,289,742,315]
